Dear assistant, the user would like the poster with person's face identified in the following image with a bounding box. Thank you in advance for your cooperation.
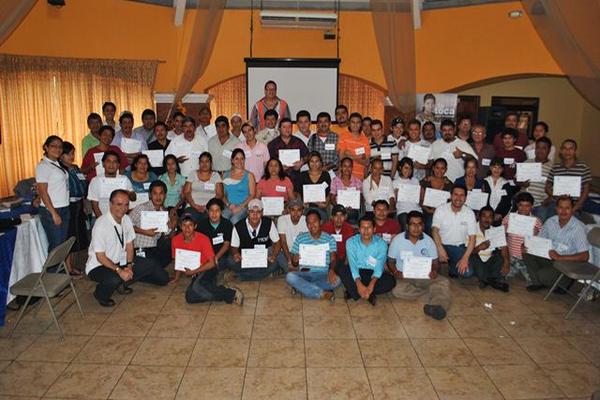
[415,93,458,132]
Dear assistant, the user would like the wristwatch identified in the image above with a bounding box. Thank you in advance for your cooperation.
[115,266,121,273]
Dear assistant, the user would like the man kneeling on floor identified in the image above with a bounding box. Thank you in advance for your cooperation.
[172,213,243,305]
[286,209,340,301]
[86,189,169,307]
[387,211,451,320]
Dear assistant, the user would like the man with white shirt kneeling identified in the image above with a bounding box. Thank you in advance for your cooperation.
[86,189,169,307]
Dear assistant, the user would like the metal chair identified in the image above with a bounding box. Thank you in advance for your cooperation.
[9,237,84,339]
[544,227,600,319]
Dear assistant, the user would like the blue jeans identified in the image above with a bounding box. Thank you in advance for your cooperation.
[222,207,247,225]
[444,244,474,278]
[38,206,70,252]
[286,269,340,299]
[229,248,281,281]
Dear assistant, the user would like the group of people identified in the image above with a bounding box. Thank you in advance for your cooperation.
[33,82,594,320]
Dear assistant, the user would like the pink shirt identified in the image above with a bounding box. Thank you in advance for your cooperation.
[502,214,542,259]
[237,141,269,182]
[257,177,294,201]
[330,175,362,195]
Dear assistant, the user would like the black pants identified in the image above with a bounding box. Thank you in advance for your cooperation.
[335,264,396,300]
[140,237,173,269]
[470,252,504,283]
[185,268,236,304]
[88,255,169,301]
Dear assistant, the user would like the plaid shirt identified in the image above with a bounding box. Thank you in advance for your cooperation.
[307,131,339,170]
[130,201,169,248]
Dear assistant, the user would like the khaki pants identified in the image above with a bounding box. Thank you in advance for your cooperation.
[392,275,451,310]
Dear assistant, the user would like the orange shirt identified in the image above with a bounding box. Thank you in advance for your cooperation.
[337,131,371,179]
[330,124,349,135]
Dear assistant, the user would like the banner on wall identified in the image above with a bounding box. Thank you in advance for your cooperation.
[415,93,458,131]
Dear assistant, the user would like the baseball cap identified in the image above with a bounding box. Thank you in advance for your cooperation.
[248,198,263,210]
[331,204,347,216]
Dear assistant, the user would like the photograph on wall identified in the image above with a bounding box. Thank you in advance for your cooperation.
[491,96,539,138]
[415,93,458,131]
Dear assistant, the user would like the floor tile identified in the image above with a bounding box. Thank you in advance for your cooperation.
[0,361,9,372]
[0,360,68,397]
[252,315,304,339]
[347,299,397,317]
[228,280,260,298]
[0,335,37,360]
[148,314,205,338]
[109,365,185,399]
[352,315,407,339]
[446,295,488,317]
[176,367,245,400]
[463,337,533,366]
[541,363,600,398]
[367,367,438,399]
[52,310,108,336]
[199,315,254,339]
[564,336,600,365]
[411,338,476,367]
[307,367,373,400]
[131,337,196,366]
[207,297,257,316]
[482,364,564,399]
[400,314,459,339]
[45,363,126,399]
[515,336,587,364]
[305,339,363,367]
[161,294,210,315]
[303,315,355,339]
[96,313,157,337]
[74,336,143,365]
[247,339,305,367]
[302,297,350,316]
[449,315,508,338]
[255,296,302,316]
[257,277,292,298]
[17,335,90,362]
[537,313,600,336]
[472,291,534,314]
[189,338,249,367]
[493,314,560,338]
[113,293,169,315]
[242,367,306,400]
[359,339,421,367]
[426,366,502,400]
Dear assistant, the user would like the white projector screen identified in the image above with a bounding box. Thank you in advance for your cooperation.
[246,58,340,122]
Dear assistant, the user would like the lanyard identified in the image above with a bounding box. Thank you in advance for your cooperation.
[114,226,124,249]
[47,159,67,174]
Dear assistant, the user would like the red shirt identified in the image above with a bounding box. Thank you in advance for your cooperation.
[494,147,526,180]
[171,232,215,267]
[322,221,355,261]
[493,130,529,153]
[374,219,401,237]
[82,145,129,182]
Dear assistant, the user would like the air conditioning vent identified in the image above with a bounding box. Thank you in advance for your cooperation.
[260,10,337,29]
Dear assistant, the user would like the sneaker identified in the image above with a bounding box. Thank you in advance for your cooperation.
[424,304,446,320]
[223,270,237,284]
[230,286,244,306]
[94,292,116,307]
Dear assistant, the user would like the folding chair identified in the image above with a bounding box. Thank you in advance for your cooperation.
[544,227,600,319]
[9,237,84,339]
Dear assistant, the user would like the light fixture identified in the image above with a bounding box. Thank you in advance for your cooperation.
[508,9,524,18]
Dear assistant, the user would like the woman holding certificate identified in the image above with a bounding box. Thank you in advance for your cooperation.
[393,158,422,231]
[183,152,224,222]
[256,158,296,202]
[330,158,362,225]
[222,149,256,224]
[299,152,331,221]
[419,158,453,234]
[483,158,518,225]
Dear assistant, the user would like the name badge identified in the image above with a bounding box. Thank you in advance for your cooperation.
[135,248,146,258]
[143,182,151,190]
[382,233,392,243]
[499,189,507,196]
[556,243,568,252]
[325,143,335,151]
[276,185,286,193]
[332,234,342,242]
[504,158,515,165]
[367,255,377,266]
[119,254,127,266]
[254,244,266,249]
[222,149,233,158]
[204,182,215,191]
[76,173,86,180]
[212,235,224,245]
[355,147,365,155]
[481,158,491,166]
[321,181,329,188]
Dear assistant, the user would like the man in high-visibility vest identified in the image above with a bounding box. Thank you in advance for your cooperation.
[250,80,291,130]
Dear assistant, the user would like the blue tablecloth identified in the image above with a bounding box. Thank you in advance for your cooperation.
[0,204,38,220]
[0,228,17,327]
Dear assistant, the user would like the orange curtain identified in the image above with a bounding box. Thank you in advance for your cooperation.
[339,74,386,122]
[207,75,247,120]
[0,54,157,197]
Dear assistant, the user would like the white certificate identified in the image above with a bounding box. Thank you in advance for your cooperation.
[129,192,149,209]
[94,152,105,176]
[121,137,142,153]
[423,188,450,208]
[299,243,328,268]
[355,147,366,155]
[174,249,201,271]
[507,213,537,237]
[526,148,536,160]
[396,183,420,204]
[241,248,268,269]
[100,177,128,198]
[403,256,432,279]
[525,236,552,259]
[143,150,165,168]
[407,145,431,165]
[262,196,284,216]
[140,211,169,232]
[485,225,507,249]
[337,189,360,209]
[303,184,326,203]
[553,176,582,197]
[465,191,489,211]
[279,149,300,167]
[516,163,543,182]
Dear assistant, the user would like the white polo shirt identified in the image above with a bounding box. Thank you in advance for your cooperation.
[35,157,70,208]
[86,212,135,274]
[165,133,208,178]
[87,175,133,216]
[362,174,395,212]
[431,138,477,182]
[432,202,477,246]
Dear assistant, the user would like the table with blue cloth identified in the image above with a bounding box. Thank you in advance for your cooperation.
[0,228,18,327]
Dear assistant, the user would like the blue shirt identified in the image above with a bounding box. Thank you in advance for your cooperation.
[291,231,337,270]
[540,216,589,256]
[387,233,438,271]
[223,170,250,206]
[346,234,387,280]
[159,173,186,208]
[125,170,157,194]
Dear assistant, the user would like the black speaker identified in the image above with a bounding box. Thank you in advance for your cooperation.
[48,0,66,6]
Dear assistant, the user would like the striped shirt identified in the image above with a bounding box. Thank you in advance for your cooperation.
[540,215,589,256]
[369,138,399,176]
[524,159,553,207]
[291,231,337,270]
[547,160,591,198]
[502,213,542,259]
[130,201,168,249]
[307,132,340,170]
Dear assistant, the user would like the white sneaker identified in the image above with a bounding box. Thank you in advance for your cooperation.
[230,286,244,306]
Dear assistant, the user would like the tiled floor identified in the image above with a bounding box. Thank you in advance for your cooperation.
[1,273,599,399]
